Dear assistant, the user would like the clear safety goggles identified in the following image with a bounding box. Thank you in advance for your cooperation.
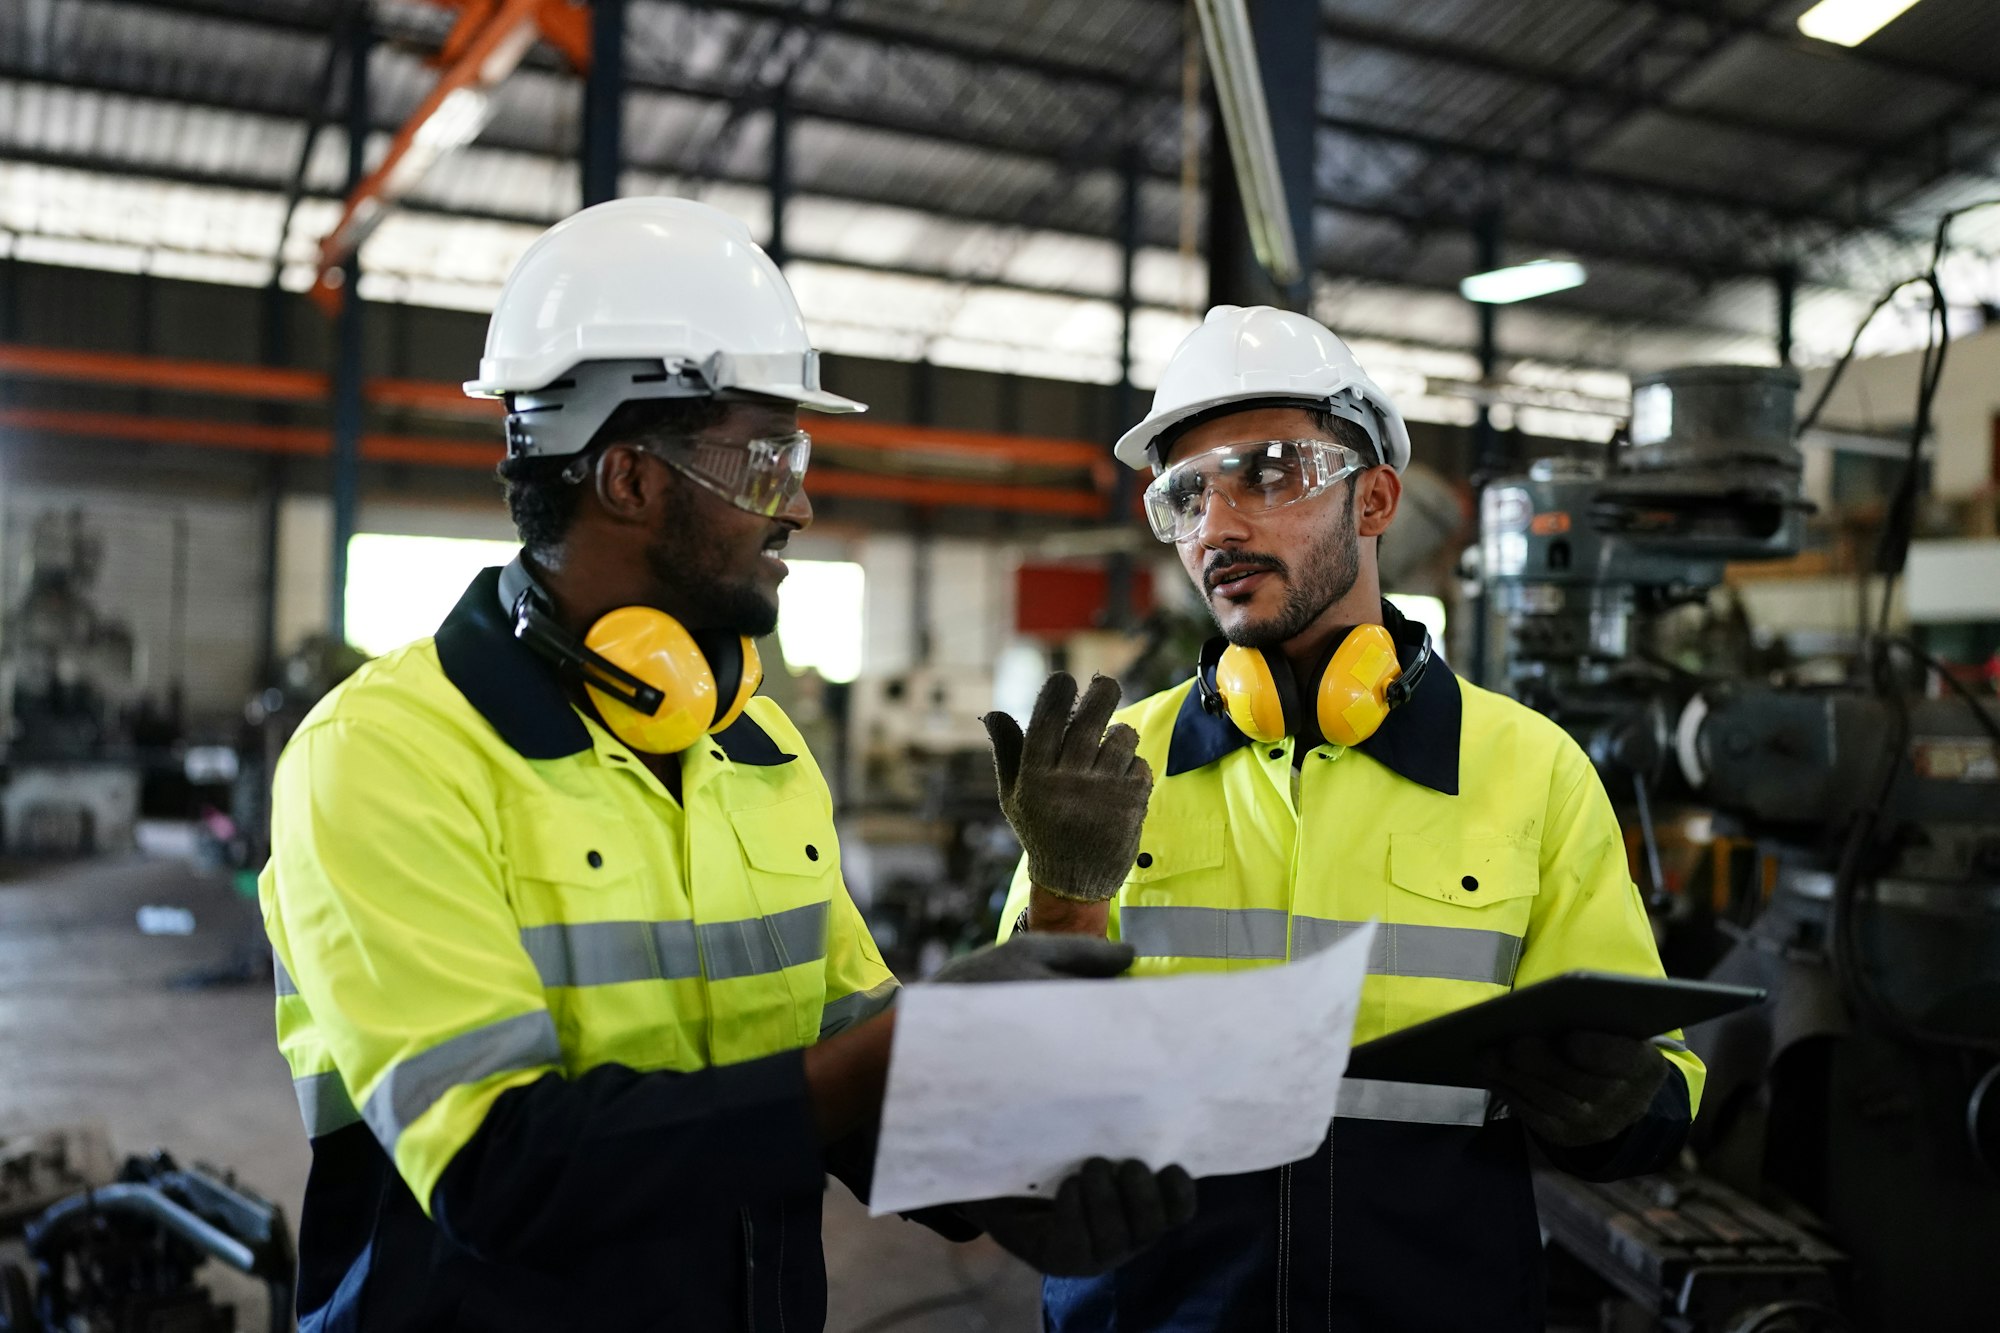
[615,429,814,518]
[1142,438,1364,543]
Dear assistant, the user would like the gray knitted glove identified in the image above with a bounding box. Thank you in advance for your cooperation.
[982,673,1152,903]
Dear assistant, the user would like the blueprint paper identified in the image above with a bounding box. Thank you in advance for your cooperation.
[869,922,1376,1215]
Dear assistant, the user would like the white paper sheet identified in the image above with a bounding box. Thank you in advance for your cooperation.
[868,921,1376,1215]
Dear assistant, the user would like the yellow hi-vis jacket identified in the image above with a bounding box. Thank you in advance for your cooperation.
[1000,603,1705,1331]
[261,566,899,1331]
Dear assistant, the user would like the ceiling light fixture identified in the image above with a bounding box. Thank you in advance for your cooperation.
[1459,259,1587,305]
[1796,0,1924,47]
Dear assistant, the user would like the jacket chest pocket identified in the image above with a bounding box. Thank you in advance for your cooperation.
[1384,832,1537,986]
[505,803,651,920]
[502,806,690,1071]
[1117,820,1275,968]
[727,795,841,917]
[720,796,840,1053]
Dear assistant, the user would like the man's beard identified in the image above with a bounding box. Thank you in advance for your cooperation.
[644,483,782,638]
[1214,485,1360,649]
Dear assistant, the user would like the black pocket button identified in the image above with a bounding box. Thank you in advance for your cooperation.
[1461,875,1478,891]
[1136,852,1154,869]
[587,850,604,870]
[806,844,820,862]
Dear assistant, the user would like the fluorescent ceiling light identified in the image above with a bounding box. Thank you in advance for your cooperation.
[1796,0,1923,47]
[1459,259,1587,305]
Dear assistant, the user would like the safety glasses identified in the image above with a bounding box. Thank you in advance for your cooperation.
[631,430,814,518]
[1141,438,1364,543]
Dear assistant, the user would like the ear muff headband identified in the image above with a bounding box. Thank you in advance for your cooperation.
[1198,624,1430,748]
[512,593,761,754]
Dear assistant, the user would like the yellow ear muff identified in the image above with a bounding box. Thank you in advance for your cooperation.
[582,606,719,754]
[1215,645,1290,744]
[1316,623,1403,748]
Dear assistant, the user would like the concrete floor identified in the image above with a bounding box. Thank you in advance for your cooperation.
[0,852,1041,1331]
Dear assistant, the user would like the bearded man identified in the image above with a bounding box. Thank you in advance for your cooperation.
[991,305,1704,1332]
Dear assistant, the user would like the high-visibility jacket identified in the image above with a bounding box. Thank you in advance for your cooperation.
[262,566,910,1332]
[998,601,1704,1332]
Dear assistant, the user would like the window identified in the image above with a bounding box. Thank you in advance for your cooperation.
[343,534,519,657]
[775,560,865,684]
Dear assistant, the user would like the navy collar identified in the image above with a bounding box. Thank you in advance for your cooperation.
[1165,600,1461,795]
[435,566,793,766]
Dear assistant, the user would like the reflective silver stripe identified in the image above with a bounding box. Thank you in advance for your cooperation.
[520,920,701,988]
[521,905,830,988]
[1652,1034,1689,1053]
[698,901,829,981]
[1292,917,1520,986]
[294,1071,361,1136]
[1121,906,1290,960]
[1337,1077,1490,1126]
[361,1011,561,1149]
[274,956,297,998]
[818,980,898,1039]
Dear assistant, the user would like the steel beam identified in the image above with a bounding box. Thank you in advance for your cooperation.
[1777,264,1797,367]
[769,86,791,264]
[312,0,544,306]
[1202,0,1316,311]
[582,0,628,205]
[329,4,369,645]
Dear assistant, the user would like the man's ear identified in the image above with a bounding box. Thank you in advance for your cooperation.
[1356,466,1401,538]
[591,443,666,525]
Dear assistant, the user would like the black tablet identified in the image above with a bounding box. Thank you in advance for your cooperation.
[1344,971,1767,1088]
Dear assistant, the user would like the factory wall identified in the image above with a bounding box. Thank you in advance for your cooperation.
[0,260,1142,734]
[1800,322,2000,497]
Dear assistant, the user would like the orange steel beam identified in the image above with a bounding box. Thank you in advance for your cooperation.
[0,408,491,468]
[0,409,1107,517]
[810,417,1103,470]
[312,0,546,315]
[0,344,326,403]
[803,470,1108,518]
[0,344,1112,471]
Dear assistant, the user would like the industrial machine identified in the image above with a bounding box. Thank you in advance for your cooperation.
[1476,366,2000,1331]
[0,512,147,857]
[0,1141,293,1333]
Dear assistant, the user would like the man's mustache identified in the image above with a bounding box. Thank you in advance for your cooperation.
[1203,552,1286,595]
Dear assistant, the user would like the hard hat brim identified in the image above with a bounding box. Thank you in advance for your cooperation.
[780,385,868,415]
[463,376,867,416]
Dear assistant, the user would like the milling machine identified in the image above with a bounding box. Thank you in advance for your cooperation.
[1475,366,2000,1331]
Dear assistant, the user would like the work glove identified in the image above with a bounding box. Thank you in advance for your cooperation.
[983,673,1152,903]
[929,933,1136,984]
[962,1157,1199,1277]
[1483,1032,1669,1149]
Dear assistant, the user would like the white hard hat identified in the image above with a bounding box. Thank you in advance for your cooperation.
[465,197,864,458]
[1115,305,1409,473]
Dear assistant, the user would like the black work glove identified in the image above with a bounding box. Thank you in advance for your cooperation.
[930,933,1136,984]
[1483,1032,1669,1149]
[983,673,1152,903]
[962,1157,1198,1277]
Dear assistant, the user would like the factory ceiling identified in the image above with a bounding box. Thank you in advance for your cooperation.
[2,0,1998,437]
